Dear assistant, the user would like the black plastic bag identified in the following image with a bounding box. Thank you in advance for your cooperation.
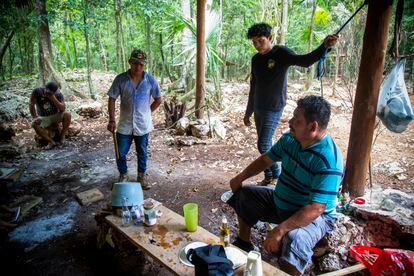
[187,244,234,276]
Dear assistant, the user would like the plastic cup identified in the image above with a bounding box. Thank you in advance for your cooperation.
[183,203,198,232]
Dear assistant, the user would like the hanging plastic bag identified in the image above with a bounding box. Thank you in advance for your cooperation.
[377,58,414,133]
[350,245,414,276]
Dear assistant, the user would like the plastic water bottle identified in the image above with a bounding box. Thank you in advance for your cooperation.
[121,197,132,227]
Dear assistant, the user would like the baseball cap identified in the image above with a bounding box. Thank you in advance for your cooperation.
[129,49,146,65]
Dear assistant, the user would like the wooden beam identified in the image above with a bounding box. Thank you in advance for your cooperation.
[319,263,366,276]
[195,0,206,119]
[343,0,392,197]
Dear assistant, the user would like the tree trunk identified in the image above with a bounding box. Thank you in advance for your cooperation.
[68,13,78,67]
[63,10,72,69]
[25,32,35,75]
[278,0,288,45]
[83,0,95,99]
[91,5,108,72]
[180,0,192,91]
[35,0,67,90]
[8,44,14,79]
[114,0,126,72]
[159,33,173,83]
[332,47,339,96]
[305,0,317,91]
[0,30,15,78]
[343,0,392,198]
[195,0,206,119]
[145,15,152,72]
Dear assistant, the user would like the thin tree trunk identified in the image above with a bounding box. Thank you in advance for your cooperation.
[69,13,78,67]
[305,0,317,90]
[181,0,192,91]
[0,30,15,77]
[9,44,14,79]
[114,0,126,72]
[35,0,67,90]
[24,32,34,74]
[91,7,108,71]
[145,15,152,72]
[63,10,72,68]
[278,0,288,45]
[83,0,95,99]
[159,33,173,82]
[332,47,339,96]
[195,0,206,119]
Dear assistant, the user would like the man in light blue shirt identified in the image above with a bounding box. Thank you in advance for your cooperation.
[107,49,162,189]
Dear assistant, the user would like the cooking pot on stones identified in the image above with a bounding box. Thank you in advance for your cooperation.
[111,182,144,207]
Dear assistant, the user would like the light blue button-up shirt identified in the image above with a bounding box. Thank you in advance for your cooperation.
[107,70,162,136]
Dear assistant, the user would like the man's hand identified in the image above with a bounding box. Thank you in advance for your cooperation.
[243,114,252,127]
[323,35,338,48]
[264,226,286,254]
[33,117,42,125]
[107,121,116,133]
[229,174,244,192]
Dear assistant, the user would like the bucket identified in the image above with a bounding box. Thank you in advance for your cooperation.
[111,182,144,207]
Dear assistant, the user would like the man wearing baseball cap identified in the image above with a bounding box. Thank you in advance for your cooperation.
[107,48,162,189]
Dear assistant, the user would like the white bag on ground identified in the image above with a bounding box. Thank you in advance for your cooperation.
[377,58,414,133]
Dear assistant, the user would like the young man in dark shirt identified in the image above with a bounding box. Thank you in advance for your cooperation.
[30,81,71,148]
[244,23,337,185]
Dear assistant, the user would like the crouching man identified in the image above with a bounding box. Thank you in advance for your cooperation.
[30,81,71,148]
[228,95,343,275]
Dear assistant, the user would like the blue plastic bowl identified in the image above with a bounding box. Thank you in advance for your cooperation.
[111,182,144,207]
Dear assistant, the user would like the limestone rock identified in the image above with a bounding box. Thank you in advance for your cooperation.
[77,101,102,118]
[175,117,190,135]
[190,124,210,138]
[318,254,342,272]
[67,120,82,137]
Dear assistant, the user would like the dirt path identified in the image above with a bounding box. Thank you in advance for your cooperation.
[1,76,413,275]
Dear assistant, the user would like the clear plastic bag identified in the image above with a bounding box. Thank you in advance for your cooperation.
[377,58,414,133]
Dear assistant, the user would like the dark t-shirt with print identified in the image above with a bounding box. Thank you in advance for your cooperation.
[32,88,64,116]
[246,44,327,113]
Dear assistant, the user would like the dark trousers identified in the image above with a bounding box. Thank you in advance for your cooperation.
[254,109,283,179]
[116,132,149,175]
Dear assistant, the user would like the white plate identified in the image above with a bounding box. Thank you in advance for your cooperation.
[184,241,208,254]
[225,246,247,269]
[178,247,194,267]
[178,243,244,270]
[221,190,233,203]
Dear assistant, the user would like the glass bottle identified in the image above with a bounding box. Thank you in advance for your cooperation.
[220,215,230,247]
[131,204,142,225]
[121,197,132,227]
[143,201,156,226]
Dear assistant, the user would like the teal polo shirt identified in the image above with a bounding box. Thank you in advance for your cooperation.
[266,133,343,218]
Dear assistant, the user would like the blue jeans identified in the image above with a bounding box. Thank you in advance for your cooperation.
[254,109,283,179]
[116,132,149,175]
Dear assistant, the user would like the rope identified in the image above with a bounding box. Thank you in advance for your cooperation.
[316,0,368,80]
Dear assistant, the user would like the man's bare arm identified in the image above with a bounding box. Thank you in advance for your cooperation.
[264,202,325,253]
[151,96,162,112]
[107,97,116,133]
[230,154,274,191]
[29,95,38,118]
[47,94,66,112]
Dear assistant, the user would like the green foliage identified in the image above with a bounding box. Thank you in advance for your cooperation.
[3,0,412,97]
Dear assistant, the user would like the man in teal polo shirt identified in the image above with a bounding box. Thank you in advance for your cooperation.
[228,95,343,275]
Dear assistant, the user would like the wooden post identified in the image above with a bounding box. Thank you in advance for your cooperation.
[195,0,206,119]
[343,0,392,197]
